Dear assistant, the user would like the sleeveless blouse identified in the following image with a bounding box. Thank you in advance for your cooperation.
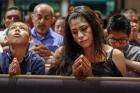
[91,49,122,77]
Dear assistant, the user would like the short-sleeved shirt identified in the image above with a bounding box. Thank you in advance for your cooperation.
[124,44,140,61]
[0,49,45,75]
[30,27,63,52]
[123,44,140,76]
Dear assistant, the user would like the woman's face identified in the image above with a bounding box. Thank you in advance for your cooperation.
[69,16,93,49]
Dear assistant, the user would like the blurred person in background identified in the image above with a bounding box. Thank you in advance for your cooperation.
[0,6,24,51]
[54,16,65,36]
[25,2,40,29]
[30,3,63,62]
[122,8,140,46]
[54,11,61,19]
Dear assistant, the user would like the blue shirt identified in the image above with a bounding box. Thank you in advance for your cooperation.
[30,27,63,52]
[0,50,45,75]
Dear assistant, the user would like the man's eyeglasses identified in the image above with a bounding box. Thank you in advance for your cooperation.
[109,38,128,44]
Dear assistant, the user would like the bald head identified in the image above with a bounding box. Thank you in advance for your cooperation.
[34,3,54,16]
[32,3,54,37]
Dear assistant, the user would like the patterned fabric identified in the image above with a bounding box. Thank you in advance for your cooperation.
[124,44,140,61]
[123,44,140,77]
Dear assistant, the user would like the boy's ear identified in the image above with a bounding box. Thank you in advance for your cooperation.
[4,36,9,45]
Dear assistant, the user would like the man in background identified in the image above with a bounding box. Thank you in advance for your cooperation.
[30,3,63,62]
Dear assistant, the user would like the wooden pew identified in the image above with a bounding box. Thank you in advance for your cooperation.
[0,74,140,93]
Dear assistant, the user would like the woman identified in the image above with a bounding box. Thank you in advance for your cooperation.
[49,6,126,77]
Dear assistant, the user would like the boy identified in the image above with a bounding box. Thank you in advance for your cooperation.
[0,22,45,76]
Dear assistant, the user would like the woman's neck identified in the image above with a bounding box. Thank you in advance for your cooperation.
[84,47,95,63]
[10,45,28,62]
[84,45,105,63]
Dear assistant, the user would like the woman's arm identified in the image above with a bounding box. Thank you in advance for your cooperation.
[112,49,127,77]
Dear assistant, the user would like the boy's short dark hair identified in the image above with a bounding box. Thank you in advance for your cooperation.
[107,14,131,36]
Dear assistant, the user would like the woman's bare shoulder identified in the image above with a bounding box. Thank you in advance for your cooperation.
[104,44,123,56]
[105,45,126,76]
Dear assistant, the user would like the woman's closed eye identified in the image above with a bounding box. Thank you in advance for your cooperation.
[80,25,88,32]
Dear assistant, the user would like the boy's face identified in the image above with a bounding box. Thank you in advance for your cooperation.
[108,31,129,51]
[6,22,30,45]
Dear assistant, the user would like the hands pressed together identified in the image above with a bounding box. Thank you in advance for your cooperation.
[72,55,93,77]
[8,58,21,77]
